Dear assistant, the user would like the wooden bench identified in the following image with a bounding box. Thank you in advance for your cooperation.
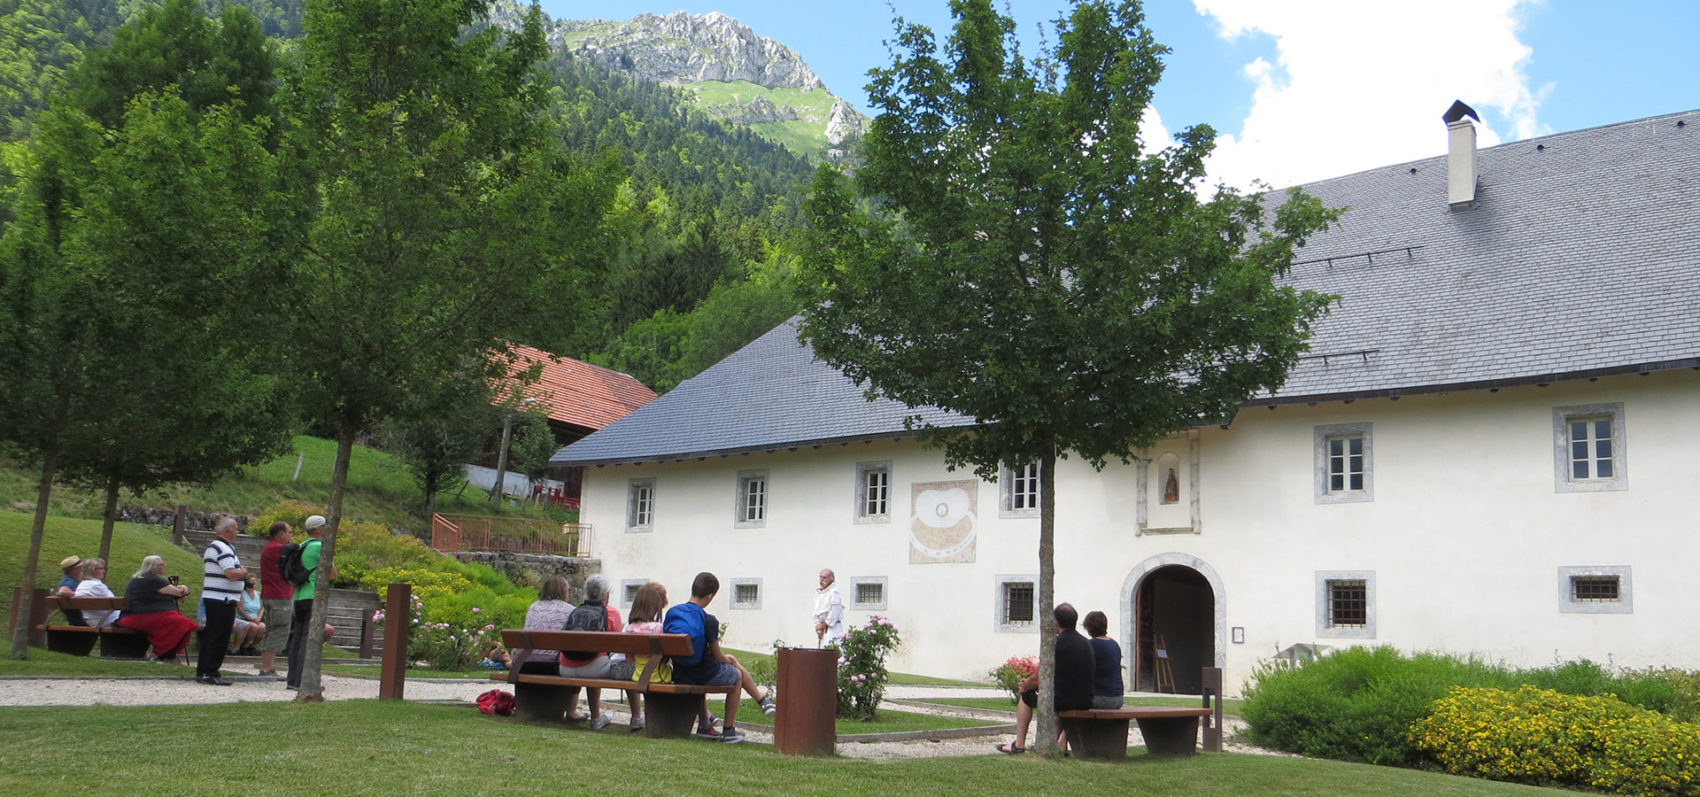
[492,629,737,739]
[1059,666,1227,759]
[34,596,151,659]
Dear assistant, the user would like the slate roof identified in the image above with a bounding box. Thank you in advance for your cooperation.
[555,110,1700,467]
[503,344,657,432]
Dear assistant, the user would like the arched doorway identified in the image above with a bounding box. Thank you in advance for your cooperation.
[1122,555,1222,695]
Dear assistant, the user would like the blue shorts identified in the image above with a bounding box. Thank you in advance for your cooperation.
[681,661,739,686]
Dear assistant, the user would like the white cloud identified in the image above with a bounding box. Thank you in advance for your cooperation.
[1188,0,1549,191]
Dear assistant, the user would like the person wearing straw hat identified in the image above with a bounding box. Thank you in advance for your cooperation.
[55,555,88,627]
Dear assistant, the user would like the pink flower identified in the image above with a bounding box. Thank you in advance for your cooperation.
[472,607,482,614]
[483,624,495,631]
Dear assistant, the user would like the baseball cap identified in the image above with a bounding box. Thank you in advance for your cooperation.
[304,515,327,530]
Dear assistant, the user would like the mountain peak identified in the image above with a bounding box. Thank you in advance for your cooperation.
[563,11,824,92]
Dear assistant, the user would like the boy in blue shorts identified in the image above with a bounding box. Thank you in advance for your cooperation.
[663,572,777,744]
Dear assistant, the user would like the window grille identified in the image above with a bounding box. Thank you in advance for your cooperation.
[1004,582,1035,625]
[856,582,883,606]
[1571,575,1620,602]
[1328,580,1367,628]
[734,583,760,606]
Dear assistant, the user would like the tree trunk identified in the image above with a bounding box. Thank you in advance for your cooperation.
[98,473,119,563]
[1034,445,1059,755]
[297,418,355,702]
[490,415,514,509]
[9,446,59,659]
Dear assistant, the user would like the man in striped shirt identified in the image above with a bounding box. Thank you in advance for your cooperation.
[197,517,250,685]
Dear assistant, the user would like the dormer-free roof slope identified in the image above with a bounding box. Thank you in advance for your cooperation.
[505,344,657,432]
[555,109,1700,467]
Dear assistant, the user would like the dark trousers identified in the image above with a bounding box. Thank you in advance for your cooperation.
[197,599,237,678]
[286,597,313,687]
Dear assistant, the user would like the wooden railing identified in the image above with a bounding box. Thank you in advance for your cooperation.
[430,513,590,557]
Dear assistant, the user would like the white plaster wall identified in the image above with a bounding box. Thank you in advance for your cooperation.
[577,369,1700,694]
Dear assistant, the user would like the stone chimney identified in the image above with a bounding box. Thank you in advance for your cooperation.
[1443,100,1480,208]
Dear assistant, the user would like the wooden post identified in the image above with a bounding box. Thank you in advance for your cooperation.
[359,612,375,660]
[171,505,186,546]
[1201,667,1224,752]
[378,583,410,700]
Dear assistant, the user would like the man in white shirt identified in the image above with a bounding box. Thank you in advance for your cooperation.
[197,517,249,685]
[813,569,844,647]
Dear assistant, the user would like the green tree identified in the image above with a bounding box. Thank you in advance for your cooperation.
[0,93,293,658]
[797,0,1338,754]
[378,364,501,523]
[278,0,616,699]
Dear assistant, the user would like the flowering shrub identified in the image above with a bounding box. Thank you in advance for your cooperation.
[1411,685,1700,796]
[987,656,1037,703]
[831,616,901,721]
[372,593,503,671]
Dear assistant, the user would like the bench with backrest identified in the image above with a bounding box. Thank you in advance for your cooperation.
[493,629,737,739]
[34,596,151,659]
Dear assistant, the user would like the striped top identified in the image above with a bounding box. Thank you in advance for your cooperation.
[201,539,243,603]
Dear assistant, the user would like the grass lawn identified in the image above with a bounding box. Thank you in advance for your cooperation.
[923,695,1248,716]
[0,700,1569,796]
[723,698,1001,735]
[0,511,203,625]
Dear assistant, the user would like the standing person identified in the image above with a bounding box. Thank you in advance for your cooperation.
[813,568,844,647]
[663,572,777,744]
[72,557,120,628]
[997,603,1095,754]
[256,521,294,679]
[114,555,197,663]
[197,517,249,685]
[1083,610,1124,709]
[55,556,87,626]
[285,515,336,691]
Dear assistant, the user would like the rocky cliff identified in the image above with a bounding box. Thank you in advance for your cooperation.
[488,2,864,160]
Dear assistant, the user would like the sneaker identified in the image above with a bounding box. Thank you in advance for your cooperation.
[256,668,277,677]
[759,695,777,717]
[200,676,233,686]
[695,722,723,740]
[629,716,646,732]
[720,728,746,744]
[592,714,612,731]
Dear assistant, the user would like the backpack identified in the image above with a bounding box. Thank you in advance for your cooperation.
[281,542,314,587]
[561,601,608,662]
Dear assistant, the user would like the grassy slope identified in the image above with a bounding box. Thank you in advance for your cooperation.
[0,701,1568,796]
[688,80,843,157]
[0,435,569,534]
[0,511,202,626]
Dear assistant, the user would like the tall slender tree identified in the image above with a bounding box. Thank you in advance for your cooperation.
[277,0,616,699]
[798,0,1338,754]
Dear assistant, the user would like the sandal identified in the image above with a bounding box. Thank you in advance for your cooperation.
[566,712,589,722]
[996,743,1026,755]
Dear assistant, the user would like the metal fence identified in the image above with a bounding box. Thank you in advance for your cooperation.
[430,513,590,557]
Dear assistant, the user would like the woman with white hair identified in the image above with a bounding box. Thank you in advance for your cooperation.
[114,555,197,663]
[560,573,623,729]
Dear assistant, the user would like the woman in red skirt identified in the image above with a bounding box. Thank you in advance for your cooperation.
[116,555,196,663]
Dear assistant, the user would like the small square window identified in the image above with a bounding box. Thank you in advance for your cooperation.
[1000,463,1040,518]
[729,578,762,610]
[626,479,655,530]
[1314,423,1373,504]
[995,575,1038,631]
[855,462,891,522]
[1559,566,1632,613]
[1553,404,1627,492]
[851,577,888,610]
[620,579,648,607]
[1315,570,1376,638]
[735,470,767,528]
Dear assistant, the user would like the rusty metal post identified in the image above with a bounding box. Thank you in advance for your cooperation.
[378,583,411,700]
[774,647,838,755]
[359,611,375,659]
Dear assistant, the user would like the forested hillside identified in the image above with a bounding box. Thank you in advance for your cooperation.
[0,0,816,392]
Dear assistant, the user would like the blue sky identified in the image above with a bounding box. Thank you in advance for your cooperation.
[536,0,1699,188]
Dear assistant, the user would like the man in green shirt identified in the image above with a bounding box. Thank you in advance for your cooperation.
[286,515,338,690]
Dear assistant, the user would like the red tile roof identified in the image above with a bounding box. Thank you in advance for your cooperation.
[501,344,657,432]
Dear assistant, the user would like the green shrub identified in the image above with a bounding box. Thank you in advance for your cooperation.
[831,616,901,721]
[1240,646,1510,766]
[1411,685,1700,796]
[249,499,323,536]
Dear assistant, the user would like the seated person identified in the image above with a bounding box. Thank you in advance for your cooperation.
[72,557,120,628]
[114,555,197,663]
[560,574,623,729]
[998,602,1095,754]
[663,572,776,745]
[519,576,575,676]
[232,578,266,653]
[56,555,88,626]
[1084,610,1124,709]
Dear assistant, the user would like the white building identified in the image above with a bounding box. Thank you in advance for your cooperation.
[552,106,1700,693]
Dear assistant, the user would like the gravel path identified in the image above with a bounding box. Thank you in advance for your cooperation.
[0,674,1276,759]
